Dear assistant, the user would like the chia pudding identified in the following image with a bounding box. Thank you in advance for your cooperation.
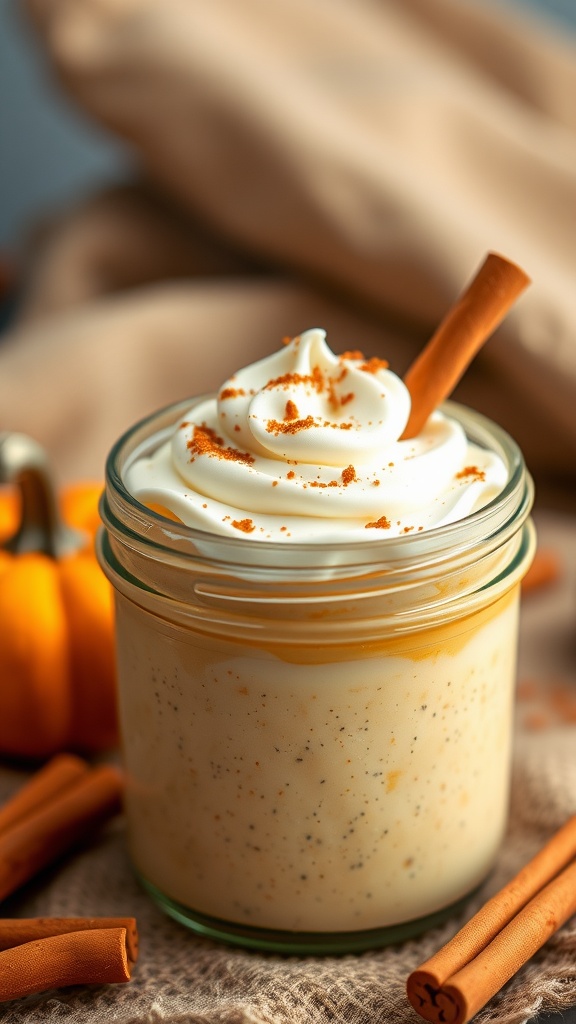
[99,329,534,949]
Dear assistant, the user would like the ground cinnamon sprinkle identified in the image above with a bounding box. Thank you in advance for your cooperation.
[456,465,486,482]
[365,515,391,529]
[187,425,255,465]
[359,356,389,373]
[517,676,576,730]
[264,367,325,394]
[264,360,362,418]
[327,377,339,410]
[342,465,357,486]
[266,415,316,435]
[232,519,256,533]
[219,387,246,400]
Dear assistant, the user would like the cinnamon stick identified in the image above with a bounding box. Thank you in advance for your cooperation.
[407,813,576,1024]
[0,916,139,961]
[0,927,132,1002]
[0,753,89,835]
[402,253,530,439]
[0,763,123,901]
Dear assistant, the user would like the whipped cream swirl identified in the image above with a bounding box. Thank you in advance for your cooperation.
[125,329,507,542]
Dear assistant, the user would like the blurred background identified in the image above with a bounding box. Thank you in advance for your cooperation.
[1,0,575,256]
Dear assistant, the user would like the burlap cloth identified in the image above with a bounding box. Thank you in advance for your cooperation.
[0,510,573,1023]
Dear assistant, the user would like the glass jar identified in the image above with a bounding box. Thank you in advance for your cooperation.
[98,398,535,954]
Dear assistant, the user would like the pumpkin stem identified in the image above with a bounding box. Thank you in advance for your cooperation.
[0,432,85,558]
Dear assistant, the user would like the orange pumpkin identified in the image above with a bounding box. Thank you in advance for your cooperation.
[0,433,118,760]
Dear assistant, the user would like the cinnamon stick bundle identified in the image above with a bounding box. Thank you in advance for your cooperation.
[407,814,576,1024]
[0,758,123,901]
[0,756,138,1002]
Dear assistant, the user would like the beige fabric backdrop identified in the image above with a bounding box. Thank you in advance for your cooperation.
[0,0,575,489]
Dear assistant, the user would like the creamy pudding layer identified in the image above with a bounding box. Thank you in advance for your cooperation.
[116,590,518,932]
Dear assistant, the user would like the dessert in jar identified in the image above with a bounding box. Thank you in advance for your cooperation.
[98,255,535,952]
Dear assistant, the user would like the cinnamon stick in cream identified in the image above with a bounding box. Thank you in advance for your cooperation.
[402,252,530,439]
[407,813,576,1023]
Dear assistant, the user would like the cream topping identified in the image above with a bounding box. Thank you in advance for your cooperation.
[125,329,507,542]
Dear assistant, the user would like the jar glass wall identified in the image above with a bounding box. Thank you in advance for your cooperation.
[98,398,535,953]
